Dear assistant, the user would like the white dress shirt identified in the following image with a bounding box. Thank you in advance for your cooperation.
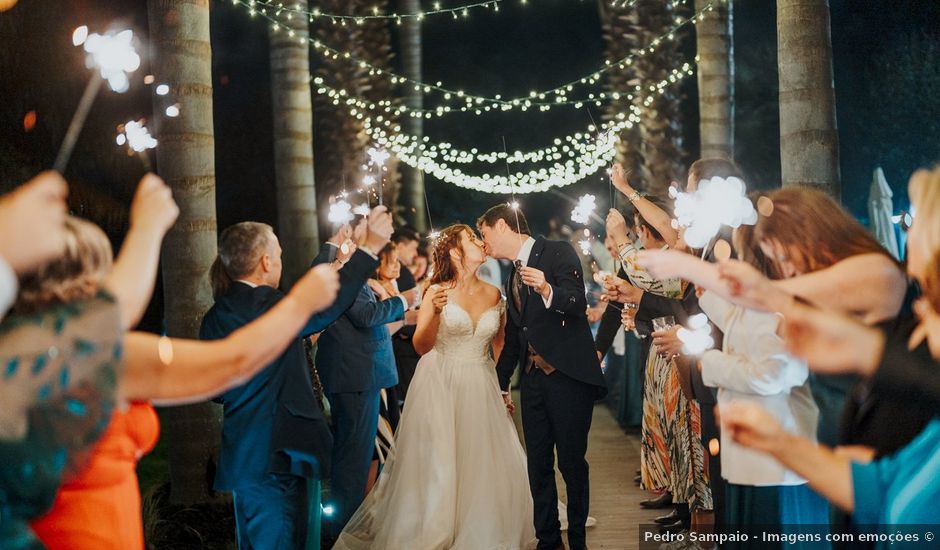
[699,290,819,486]
[516,236,553,308]
[0,256,18,319]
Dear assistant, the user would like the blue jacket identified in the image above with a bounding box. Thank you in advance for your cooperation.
[199,249,378,490]
[315,282,404,394]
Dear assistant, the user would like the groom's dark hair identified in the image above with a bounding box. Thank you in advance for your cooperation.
[476,204,530,235]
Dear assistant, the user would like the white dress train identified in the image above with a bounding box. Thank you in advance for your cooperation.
[333,299,537,550]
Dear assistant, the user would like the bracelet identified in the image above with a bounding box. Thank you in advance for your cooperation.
[627,190,641,203]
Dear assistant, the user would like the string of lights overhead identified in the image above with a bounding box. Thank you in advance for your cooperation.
[339,63,695,193]
[231,0,721,111]
[243,0,501,24]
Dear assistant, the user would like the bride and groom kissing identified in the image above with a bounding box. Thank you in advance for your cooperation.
[332,204,607,550]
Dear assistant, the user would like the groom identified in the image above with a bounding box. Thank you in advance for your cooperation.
[478,205,607,550]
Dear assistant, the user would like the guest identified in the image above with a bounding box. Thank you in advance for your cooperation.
[314,230,408,537]
[1,174,344,550]
[604,198,712,533]
[200,208,394,550]
[410,244,430,284]
[637,223,829,545]
[391,227,420,292]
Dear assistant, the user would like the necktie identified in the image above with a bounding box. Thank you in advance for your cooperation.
[511,260,524,312]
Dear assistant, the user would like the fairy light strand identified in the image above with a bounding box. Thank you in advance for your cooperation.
[232,0,721,110]
[245,0,500,24]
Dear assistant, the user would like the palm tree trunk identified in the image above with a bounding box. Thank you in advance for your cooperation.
[634,0,686,196]
[147,0,222,505]
[695,0,734,160]
[397,0,426,231]
[270,0,320,288]
[777,0,840,195]
[599,0,644,201]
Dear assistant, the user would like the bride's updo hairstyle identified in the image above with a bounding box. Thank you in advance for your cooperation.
[430,224,473,285]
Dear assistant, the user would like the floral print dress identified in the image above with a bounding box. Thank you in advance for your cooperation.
[619,243,712,511]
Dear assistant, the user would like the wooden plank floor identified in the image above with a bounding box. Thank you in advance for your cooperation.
[512,402,653,550]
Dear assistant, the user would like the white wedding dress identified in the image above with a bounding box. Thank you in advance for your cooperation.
[333,297,537,550]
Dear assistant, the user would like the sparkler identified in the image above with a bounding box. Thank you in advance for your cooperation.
[670,176,757,255]
[571,194,597,225]
[367,147,390,205]
[54,27,141,173]
[115,119,157,171]
[677,313,715,355]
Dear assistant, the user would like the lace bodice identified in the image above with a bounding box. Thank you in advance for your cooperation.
[433,298,504,360]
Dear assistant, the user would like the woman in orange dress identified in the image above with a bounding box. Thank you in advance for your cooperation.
[30,404,159,549]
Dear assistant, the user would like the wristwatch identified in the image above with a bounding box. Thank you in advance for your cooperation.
[627,190,641,203]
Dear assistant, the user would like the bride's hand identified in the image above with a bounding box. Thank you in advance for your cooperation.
[430,286,449,314]
[502,392,516,416]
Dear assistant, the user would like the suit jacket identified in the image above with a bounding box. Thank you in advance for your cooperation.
[199,249,378,490]
[496,237,607,397]
[315,282,404,394]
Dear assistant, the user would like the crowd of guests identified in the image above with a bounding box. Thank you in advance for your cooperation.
[1,156,938,550]
[591,159,940,549]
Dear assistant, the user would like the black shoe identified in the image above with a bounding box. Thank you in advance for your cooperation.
[639,492,672,509]
[659,519,684,534]
[654,509,679,524]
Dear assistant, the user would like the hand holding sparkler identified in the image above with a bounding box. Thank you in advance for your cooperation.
[294,264,341,313]
[610,163,636,197]
[602,276,643,305]
[129,174,178,237]
[0,172,69,275]
[718,259,794,314]
[363,205,394,254]
[605,208,630,246]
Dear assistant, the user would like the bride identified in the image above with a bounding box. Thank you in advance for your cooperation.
[333,224,536,550]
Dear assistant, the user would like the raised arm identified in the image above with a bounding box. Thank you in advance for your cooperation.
[104,174,179,330]
[610,163,678,246]
[773,253,906,324]
[345,288,405,329]
[119,264,340,404]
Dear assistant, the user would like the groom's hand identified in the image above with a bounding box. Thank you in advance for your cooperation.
[519,266,551,300]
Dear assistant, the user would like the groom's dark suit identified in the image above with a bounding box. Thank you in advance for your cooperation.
[497,236,606,550]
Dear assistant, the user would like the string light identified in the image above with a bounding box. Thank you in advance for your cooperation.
[234,0,499,23]
[337,64,693,194]
[233,0,720,111]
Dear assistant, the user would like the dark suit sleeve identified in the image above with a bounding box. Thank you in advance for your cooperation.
[300,248,379,336]
[546,242,588,316]
[496,303,521,392]
[594,303,622,357]
[345,287,406,329]
[311,242,339,266]
[871,319,940,408]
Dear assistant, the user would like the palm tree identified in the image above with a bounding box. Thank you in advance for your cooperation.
[147,0,222,505]
[269,0,320,288]
[599,0,644,192]
[695,0,734,160]
[633,0,687,197]
[777,0,840,196]
[396,0,426,230]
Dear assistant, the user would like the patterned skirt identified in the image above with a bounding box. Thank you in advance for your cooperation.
[640,351,712,511]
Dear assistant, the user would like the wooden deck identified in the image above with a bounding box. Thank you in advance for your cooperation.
[512,402,652,550]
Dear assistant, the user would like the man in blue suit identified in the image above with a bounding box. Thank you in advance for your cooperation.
[313,239,411,536]
[199,207,394,550]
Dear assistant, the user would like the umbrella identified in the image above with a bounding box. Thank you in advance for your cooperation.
[867,167,900,259]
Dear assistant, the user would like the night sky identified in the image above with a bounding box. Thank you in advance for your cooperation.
[1,0,938,237]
